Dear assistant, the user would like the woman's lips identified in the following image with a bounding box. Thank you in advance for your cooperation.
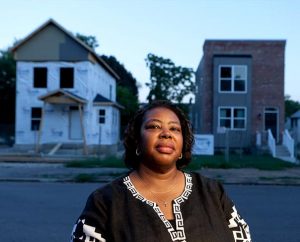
[156,144,175,154]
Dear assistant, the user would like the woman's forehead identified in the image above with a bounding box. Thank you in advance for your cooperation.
[143,107,180,122]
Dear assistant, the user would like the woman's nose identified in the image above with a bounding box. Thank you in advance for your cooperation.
[159,128,172,139]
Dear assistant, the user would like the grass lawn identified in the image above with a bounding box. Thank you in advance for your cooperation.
[188,154,298,171]
[65,156,125,168]
[65,154,298,171]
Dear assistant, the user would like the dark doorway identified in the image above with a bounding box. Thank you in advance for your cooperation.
[264,108,278,141]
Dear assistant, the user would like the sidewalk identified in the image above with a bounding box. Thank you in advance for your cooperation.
[0,160,300,185]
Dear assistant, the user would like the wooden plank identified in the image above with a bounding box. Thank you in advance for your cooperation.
[48,143,63,155]
[36,104,45,154]
[78,104,88,155]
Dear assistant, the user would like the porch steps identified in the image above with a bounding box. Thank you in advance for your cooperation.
[54,146,84,156]
[275,145,296,163]
[276,145,290,157]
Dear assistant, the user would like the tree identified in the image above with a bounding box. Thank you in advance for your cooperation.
[101,55,139,135]
[0,47,16,144]
[75,33,99,50]
[145,53,195,103]
[117,86,139,133]
[75,33,140,135]
[101,55,138,97]
[0,48,16,123]
[76,33,140,135]
[285,95,300,118]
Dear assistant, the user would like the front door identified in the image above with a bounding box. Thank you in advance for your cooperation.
[264,108,278,141]
[70,107,82,140]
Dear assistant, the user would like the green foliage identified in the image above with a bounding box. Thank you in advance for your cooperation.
[65,156,126,168]
[187,154,298,171]
[74,173,98,183]
[285,95,300,118]
[101,55,139,96]
[101,55,139,135]
[73,172,126,183]
[65,154,298,171]
[75,33,99,49]
[145,53,195,103]
[0,48,16,124]
[117,85,139,134]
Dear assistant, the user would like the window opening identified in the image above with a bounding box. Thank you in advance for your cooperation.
[31,107,42,131]
[99,109,106,124]
[34,67,47,88]
[60,67,74,88]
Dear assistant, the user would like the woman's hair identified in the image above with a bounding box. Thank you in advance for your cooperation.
[123,100,194,170]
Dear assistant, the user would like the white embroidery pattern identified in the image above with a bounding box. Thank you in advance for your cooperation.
[71,218,106,242]
[123,173,192,242]
[228,206,251,242]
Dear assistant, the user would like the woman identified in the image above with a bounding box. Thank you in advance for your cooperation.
[70,100,251,242]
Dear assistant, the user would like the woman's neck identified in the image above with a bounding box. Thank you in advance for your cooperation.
[135,164,179,191]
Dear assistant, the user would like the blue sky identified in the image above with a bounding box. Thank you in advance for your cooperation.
[0,0,299,102]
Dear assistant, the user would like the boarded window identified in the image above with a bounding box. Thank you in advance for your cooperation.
[34,67,47,88]
[31,107,42,131]
[60,67,74,88]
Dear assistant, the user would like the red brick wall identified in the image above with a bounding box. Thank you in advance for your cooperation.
[199,40,286,142]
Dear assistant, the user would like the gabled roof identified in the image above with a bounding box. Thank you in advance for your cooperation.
[39,89,87,104]
[291,110,300,119]
[93,94,124,109]
[12,18,119,80]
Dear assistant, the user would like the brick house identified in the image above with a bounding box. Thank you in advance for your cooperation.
[192,40,286,150]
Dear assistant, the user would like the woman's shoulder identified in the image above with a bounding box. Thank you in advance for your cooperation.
[88,173,129,203]
[187,171,225,194]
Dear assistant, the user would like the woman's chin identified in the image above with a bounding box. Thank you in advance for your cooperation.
[145,155,178,169]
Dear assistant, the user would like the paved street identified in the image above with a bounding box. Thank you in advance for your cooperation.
[0,182,300,242]
[1,162,300,185]
[225,185,300,242]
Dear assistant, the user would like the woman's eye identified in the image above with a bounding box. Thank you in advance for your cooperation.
[146,124,160,129]
[170,126,181,132]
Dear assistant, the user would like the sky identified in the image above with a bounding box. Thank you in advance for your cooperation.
[0,0,299,102]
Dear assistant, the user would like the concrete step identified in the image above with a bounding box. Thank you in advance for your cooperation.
[276,156,297,163]
[276,145,291,157]
[54,148,84,155]
[39,143,84,155]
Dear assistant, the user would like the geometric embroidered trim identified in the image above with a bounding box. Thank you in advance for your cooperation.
[228,205,252,242]
[123,173,193,242]
[70,218,106,242]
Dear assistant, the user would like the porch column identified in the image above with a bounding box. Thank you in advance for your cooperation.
[36,102,45,154]
[78,103,88,155]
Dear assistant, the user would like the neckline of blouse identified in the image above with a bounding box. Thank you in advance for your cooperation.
[124,172,193,205]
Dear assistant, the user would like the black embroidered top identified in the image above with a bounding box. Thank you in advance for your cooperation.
[70,172,251,242]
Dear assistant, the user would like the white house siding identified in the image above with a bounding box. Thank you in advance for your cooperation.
[88,106,120,146]
[85,62,119,145]
[89,62,116,102]
[15,62,44,144]
[15,61,119,146]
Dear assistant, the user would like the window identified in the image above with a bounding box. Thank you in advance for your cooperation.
[219,65,247,93]
[99,109,106,124]
[219,107,246,130]
[31,107,42,131]
[33,67,47,88]
[60,67,74,88]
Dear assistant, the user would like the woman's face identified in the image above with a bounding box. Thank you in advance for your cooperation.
[139,107,183,169]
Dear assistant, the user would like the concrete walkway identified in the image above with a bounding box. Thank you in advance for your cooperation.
[0,160,300,185]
